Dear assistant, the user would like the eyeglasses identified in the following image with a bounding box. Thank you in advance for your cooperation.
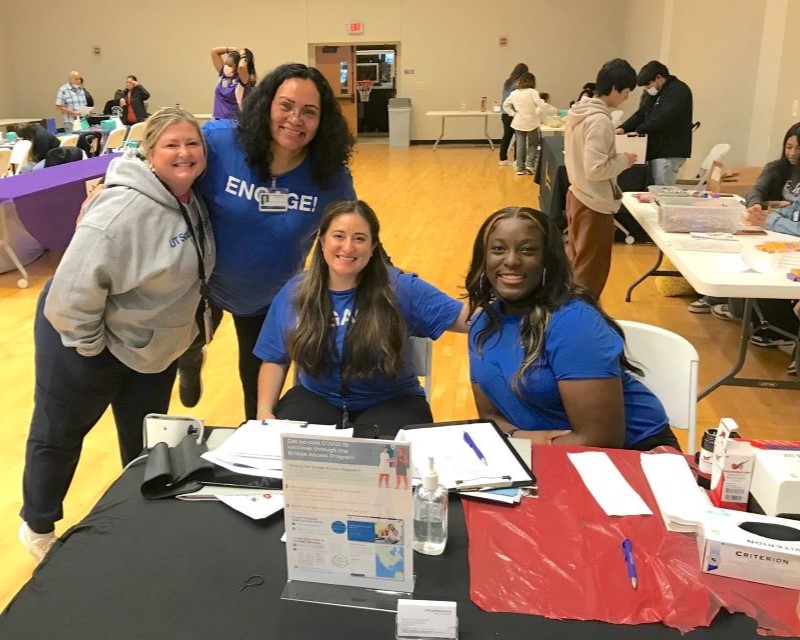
[273,99,320,122]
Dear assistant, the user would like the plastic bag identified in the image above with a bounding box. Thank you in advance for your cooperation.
[462,444,800,636]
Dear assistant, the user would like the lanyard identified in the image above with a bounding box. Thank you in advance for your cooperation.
[177,199,213,343]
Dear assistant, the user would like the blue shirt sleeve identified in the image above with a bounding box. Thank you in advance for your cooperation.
[765,201,800,237]
[546,302,623,380]
[253,279,297,364]
[394,272,462,339]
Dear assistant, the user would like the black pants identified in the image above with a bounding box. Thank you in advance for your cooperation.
[728,298,799,335]
[275,385,433,438]
[178,303,267,421]
[499,113,514,161]
[628,426,682,452]
[22,282,176,533]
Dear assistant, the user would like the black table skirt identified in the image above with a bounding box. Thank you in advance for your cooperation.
[0,462,761,640]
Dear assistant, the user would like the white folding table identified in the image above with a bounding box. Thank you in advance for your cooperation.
[622,193,800,398]
[425,110,500,150]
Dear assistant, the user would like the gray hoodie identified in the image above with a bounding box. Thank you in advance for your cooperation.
[564,97,629,214]
[45,150,215,374]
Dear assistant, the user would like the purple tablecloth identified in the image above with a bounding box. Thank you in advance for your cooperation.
[0,153,120,251]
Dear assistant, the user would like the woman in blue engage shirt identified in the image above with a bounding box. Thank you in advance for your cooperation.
[466,206,680,450]
[254,200,468,437]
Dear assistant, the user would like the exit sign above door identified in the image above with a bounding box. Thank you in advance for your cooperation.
[348,21,364,35]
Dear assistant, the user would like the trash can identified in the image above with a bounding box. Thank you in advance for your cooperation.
[388,98,412,148]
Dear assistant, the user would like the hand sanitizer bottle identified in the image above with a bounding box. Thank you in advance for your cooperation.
[413,456,448,555]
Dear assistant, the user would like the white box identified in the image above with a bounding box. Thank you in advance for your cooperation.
[615,133,647,164]
[698,510,800,589]
[710,419,754,511]
[750,449,800,518]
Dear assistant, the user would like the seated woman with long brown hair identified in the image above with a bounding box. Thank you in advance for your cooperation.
[254,199,468,436]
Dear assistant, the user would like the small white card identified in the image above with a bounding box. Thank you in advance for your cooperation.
[396,599,458,639]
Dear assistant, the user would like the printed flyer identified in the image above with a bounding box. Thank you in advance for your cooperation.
[282,434,414,593]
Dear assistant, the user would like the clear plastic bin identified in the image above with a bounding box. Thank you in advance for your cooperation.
[656,197,744,233]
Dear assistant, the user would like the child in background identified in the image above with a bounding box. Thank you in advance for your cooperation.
[503,72,546,176]
[538,93,559,119]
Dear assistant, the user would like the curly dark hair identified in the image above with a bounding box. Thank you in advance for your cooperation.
[465,207,642,394]
[237,63,355,187]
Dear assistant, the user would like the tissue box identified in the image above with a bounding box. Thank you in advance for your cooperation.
[748,448,800,519]
[698,510,800,589]
[710,418,754,511]
[656,196,744,233]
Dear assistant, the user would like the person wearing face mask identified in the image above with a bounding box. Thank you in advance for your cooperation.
[211,46,258,119]
[55,70,88,133]
[466,206,678,450]
[615,60,693,186]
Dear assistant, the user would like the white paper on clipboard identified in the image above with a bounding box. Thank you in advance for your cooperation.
[615,133,647,164]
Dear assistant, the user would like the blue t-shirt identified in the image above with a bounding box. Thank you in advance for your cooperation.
[254,269,462,411]
[197,120,356,316]
[468,299,668,447]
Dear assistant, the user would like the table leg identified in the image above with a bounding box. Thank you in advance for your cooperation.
[624,249,681,302]
[698,298,800,398]
[433,117,445,151]
[483,115,494,150]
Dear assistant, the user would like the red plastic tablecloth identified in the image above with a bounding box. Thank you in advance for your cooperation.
[462,444,800,635]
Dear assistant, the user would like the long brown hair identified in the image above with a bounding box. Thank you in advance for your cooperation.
[288,200,406,379]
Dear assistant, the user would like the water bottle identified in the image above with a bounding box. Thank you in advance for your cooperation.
[413,456,448,556]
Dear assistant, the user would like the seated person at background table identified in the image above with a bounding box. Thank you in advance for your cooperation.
[103,89,125,116]
[18,108,215,564]
[465,206,680,451]
[15,122,59,173]
[706,123,800,360]
[120,75,150,125]
[254,199,469,437]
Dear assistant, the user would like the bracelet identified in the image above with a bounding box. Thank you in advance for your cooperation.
[506,428,519,439]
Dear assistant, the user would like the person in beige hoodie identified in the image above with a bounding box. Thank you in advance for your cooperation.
[564,58,638,299]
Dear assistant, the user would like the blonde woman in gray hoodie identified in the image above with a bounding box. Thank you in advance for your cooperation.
[564,59,637,299]
[19,108,215,564]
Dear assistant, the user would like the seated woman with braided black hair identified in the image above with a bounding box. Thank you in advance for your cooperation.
[466,206,680,450]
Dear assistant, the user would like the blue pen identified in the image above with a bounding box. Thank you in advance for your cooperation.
[463,431,488,465]
[622,538,638,589]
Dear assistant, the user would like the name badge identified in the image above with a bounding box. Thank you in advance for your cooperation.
[259,188,289,213]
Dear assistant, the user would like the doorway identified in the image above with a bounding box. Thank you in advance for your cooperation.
[310,43,398,140]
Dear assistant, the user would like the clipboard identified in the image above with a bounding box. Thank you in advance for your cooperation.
[396,419,536,491]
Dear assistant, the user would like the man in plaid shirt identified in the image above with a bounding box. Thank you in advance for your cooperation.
[55,71,88,133]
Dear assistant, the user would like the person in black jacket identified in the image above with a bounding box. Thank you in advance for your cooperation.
[16,122,60,166]
[120,75,150,125]
[616,60,693,186]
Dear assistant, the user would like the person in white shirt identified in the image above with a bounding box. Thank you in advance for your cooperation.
[502,73,547,176]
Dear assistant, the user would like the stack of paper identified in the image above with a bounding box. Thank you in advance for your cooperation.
[640,453,713,532]
[201,420,349,479]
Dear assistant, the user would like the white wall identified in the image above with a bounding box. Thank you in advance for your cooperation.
[769,0,800,157]
[0,2,14,116]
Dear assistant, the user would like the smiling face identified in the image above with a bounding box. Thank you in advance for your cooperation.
[485,217,546,310]
[320,212,374,290]
[785,135,799,167]
[270,77,321,154]
[147,120,206,197]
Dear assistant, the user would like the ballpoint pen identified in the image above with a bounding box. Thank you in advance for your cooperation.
[622,538,638,590]
[463,431,488,465]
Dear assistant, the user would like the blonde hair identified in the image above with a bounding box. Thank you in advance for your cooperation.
[140,107,207,159]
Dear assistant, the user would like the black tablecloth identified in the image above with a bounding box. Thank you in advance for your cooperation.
[0,462,762,640]
[536,135,650,241]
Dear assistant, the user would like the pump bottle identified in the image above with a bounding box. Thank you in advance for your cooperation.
[413,456,448,555]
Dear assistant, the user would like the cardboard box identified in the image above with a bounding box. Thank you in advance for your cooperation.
[707,163,762,198]
[698,509,800,589]
[710,419,754,511]
[749,448,800,519]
